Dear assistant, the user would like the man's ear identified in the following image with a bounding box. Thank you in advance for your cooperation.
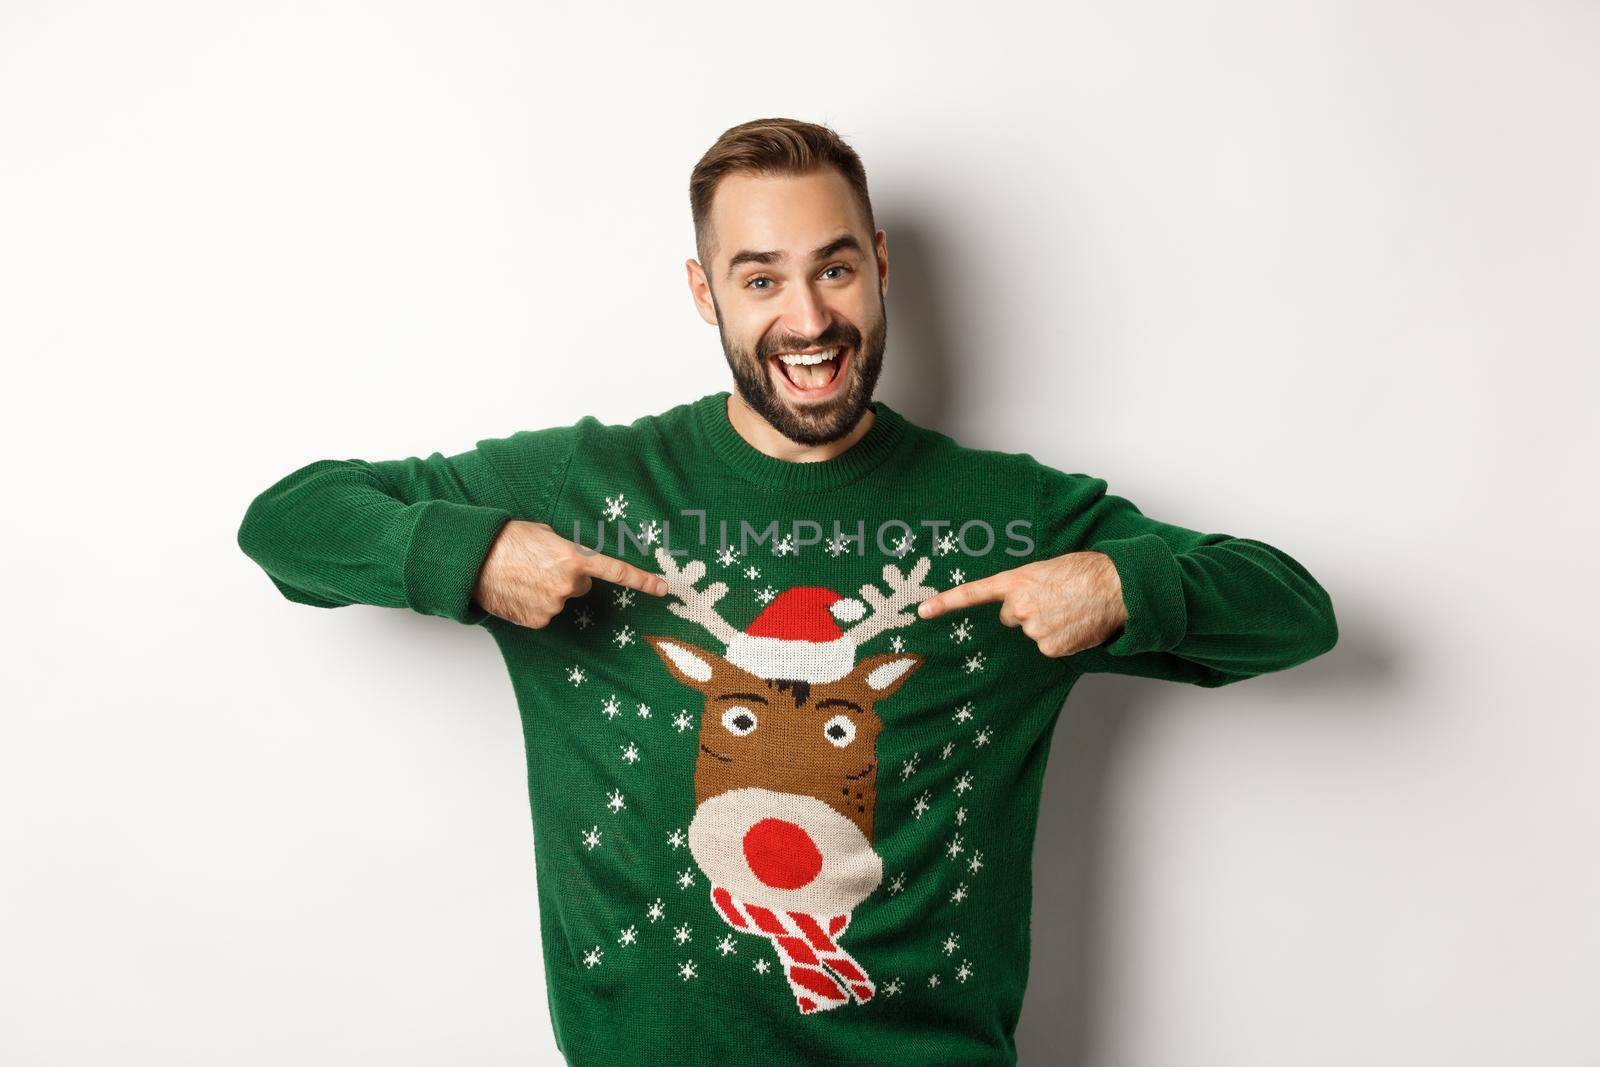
[843,652,922,699]
[686,258,719,326]
[875,228,889,299]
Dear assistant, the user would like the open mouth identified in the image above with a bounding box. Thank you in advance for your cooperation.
[768,345,851,400]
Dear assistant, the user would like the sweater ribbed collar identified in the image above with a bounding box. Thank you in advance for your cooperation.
[694,391,908,492]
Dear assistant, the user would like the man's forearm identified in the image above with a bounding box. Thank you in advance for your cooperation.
[1080,530,1338,685]
[236,456,513,623]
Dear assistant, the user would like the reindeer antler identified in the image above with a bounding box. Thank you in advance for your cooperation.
[844,555,937,647]
[653,548,741,647]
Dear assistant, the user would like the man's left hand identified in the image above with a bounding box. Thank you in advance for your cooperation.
[916,551,1129,658]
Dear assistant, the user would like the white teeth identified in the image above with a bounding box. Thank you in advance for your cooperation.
[777,348,839,366]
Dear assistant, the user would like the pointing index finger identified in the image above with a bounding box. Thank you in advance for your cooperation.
[917,571,1013,620]
[578,551,668,596]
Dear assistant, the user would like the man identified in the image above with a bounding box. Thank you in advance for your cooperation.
[238,117,1337,1065]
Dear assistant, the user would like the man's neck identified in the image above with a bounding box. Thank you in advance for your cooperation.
[725,390,875,463]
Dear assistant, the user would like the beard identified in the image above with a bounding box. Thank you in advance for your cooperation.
[714,292,889,447]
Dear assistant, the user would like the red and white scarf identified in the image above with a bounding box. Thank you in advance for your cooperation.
[710,885,875,1014]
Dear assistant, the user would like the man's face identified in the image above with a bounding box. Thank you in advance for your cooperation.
[688,168,889,446]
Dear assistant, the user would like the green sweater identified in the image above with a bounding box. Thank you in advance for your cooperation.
[237,390,1336,1066]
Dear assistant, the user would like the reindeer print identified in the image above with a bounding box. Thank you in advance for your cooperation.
[644,547,936,1014]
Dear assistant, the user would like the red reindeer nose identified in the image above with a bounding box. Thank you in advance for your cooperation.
[743,817,823,889]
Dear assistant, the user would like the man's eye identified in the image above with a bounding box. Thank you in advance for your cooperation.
[746,277,773,290]
[821,265,853,280]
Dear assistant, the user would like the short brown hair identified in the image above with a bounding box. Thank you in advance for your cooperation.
[689,117,876,267]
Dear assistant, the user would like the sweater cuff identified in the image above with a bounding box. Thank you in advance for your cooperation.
[403,500,513,625]
[1092,532,1187,656]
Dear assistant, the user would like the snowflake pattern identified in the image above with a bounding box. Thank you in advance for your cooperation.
[561,537,1007,1006]
[602,492,628,521]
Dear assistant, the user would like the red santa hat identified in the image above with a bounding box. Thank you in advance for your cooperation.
[724,586,865,684]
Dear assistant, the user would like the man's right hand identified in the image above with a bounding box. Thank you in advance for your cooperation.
[472,520,667,628]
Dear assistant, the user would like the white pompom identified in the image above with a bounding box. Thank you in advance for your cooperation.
[830,597,866,623]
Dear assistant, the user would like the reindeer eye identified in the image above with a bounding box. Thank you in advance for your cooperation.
[721,705,758,736]
[822,714,856,748]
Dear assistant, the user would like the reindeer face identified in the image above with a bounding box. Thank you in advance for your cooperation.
[643,551,935,918]
[647,636,921,914]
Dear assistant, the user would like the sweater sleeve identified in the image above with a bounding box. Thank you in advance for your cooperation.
[236,425,582,626]
[1031,461,1338,687]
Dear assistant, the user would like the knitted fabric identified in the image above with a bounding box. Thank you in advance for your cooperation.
[236,391,1338,1065]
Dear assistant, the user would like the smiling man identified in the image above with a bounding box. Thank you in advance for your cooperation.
[237,117,1338,1066]
[693,164,889,450]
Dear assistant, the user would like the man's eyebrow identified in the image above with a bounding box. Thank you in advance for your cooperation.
[725,234,865,279]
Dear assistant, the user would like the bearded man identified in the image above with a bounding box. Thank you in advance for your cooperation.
[238,117,1337,1066]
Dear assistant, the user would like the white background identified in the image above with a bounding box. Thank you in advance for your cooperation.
[3,2,1596,1064]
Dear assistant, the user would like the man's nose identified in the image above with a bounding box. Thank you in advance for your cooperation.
[779,282,832,342]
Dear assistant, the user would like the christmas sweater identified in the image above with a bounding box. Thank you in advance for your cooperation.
[236,390,1337,1066]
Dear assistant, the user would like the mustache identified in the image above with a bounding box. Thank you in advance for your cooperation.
[757,323,861,359]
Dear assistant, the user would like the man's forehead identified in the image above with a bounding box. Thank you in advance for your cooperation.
[707,169,869,266]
